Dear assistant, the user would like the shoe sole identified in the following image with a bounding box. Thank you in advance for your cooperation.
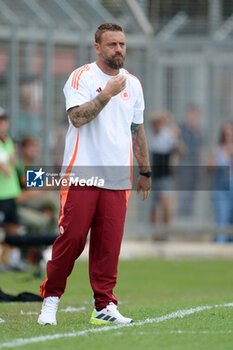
[90,318,134,325]
[90,318,110,325]
[38,319,57,326]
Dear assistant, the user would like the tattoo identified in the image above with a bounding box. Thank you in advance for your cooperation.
[68,93,110,128]
[130,123,138,135]
[131,123,151,173]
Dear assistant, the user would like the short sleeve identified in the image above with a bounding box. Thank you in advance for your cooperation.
[63,66,91,111]
[133,82,144,124]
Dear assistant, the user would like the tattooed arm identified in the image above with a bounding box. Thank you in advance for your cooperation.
[131,123,152,200]
[68,93,110,128]
[68,75,126,128]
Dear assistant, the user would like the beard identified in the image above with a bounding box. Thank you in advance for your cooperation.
[104,54,125,69]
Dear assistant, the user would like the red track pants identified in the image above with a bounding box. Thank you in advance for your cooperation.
[40,185,129,309]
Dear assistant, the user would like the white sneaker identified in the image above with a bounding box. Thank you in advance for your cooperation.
[38,296,59,325]
[90,302,133,325]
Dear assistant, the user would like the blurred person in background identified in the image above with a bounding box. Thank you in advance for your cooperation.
[16,136,58,234]
[209,122,233,243]
[17,136,40,187]
[177,104,203,217]
[18,84,42,140]
[149,110,184,239]
[0,107,24,270]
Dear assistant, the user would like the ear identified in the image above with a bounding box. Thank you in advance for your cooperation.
[94,43,100,55]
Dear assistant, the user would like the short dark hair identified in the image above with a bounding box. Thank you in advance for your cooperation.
[21,136,38,148]
[95,23,123,44]
[219,122,233,145]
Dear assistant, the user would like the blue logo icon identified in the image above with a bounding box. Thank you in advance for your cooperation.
[26,168,45,188]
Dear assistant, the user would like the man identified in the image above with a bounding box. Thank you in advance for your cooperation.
[0,107,22,269]
[177,105,203,216]
[16,137,57,234]
[149,111,183,237]
[38,23,151,326]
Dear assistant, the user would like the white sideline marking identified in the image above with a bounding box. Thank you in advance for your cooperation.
[113,330,233,336]
[0,318,5,323]
[59,306,86,313]
[0,302,233,349]
[20,311,38,316]
[169,330,233,334]
[20,306,86,316]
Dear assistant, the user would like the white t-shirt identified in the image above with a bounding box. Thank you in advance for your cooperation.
[150,126,178,154]
[62,62,144,190]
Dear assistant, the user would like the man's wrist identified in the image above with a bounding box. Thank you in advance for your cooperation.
[101,89,112,101]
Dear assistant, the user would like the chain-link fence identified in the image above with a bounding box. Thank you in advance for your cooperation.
[1,0,233,238]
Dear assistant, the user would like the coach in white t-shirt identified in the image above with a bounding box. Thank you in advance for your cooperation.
[38,23,151,326]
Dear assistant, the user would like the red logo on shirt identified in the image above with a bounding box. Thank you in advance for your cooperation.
[121,90,130,100]
[96,87,102,93]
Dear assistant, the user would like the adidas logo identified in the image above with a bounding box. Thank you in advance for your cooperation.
[96,87,102,93]
[95,313,117,322]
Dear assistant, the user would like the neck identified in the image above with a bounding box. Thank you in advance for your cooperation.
[186,121,197,130]
[22,156,32,166]
[96,60,120,76]
[0,134,6,142]
[224,141,233,147]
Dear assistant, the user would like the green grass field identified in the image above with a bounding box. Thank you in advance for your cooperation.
[1,259,233,350]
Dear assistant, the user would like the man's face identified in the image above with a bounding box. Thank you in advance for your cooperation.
[95,31,126,69]
[0,118,9,137]
[152,119,163,133]
[186,108,201,127]
[23,141,39,161]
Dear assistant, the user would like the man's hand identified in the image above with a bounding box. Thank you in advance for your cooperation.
[136,175,151,200]
[103,75,126,98]
[69,75,126,128]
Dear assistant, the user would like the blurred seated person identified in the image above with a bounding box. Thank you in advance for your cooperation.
[17,136,40,187]
[18,83,42,141]
[16,136,58,234]
[209,122,233,243]
[0,107,24,270]
[149,111,184,238]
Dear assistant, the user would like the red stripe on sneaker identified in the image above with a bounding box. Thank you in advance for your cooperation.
[40,278,48,298]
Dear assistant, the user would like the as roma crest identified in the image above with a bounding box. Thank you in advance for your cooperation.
[121,90,130,100]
